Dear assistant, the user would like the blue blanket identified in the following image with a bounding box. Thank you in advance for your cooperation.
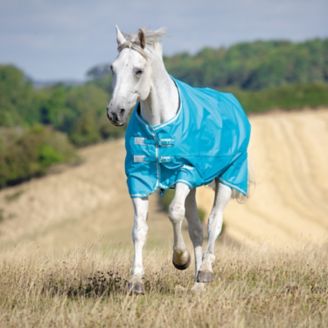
[125,78,251,198]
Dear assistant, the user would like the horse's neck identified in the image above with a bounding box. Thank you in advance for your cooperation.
[140,57,179,126]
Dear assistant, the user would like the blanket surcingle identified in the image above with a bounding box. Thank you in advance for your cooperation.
[125,78,251,198]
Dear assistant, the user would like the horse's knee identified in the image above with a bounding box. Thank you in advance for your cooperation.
[168,202,185,224]
[132,213,148,243]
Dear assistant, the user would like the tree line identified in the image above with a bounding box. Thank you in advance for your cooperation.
[88,38,328,90]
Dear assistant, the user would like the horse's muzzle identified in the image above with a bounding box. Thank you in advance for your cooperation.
[107,110,125,127]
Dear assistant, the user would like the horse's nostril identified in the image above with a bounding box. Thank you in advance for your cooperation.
[120,108,125,116]
[112,112,118,122]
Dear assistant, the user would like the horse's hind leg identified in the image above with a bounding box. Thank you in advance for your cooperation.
[197,181,231,283]
[185,189,203,277]
[169,182,191,270]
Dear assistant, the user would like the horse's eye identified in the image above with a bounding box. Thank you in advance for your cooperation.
[110,65,114,74]
[135,69,143,76]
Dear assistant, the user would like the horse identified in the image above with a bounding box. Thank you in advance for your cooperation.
[106,26,251,294]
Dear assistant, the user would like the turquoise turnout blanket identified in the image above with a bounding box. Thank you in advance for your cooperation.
[125,78,251,198]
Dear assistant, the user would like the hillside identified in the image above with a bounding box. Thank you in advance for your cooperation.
[0,109,327,253]
[0,138,172,254]
[197,108,328,249]
[0,109,327,327]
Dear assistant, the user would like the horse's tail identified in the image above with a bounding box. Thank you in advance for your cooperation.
[231,164,256,203]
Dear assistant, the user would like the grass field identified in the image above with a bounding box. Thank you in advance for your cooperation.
[0,109,327,327]
[1,245,327,327]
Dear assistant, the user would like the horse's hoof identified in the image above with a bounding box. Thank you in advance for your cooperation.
[128,280,145,295]
[172,249,191,270]
[196,270,214,283]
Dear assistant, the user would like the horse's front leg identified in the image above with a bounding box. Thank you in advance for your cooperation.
[169,182,191,270]
[129,197,149,295]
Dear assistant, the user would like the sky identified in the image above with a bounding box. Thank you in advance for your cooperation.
[0,0,327,81]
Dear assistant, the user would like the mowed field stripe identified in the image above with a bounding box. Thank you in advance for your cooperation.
[198,109,328,249]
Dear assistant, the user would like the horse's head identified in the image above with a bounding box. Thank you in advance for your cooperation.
[107,26,164,126]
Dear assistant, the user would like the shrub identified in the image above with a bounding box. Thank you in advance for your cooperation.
[0,126,78,187]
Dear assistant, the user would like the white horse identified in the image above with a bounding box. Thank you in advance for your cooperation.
[107,26,250,294]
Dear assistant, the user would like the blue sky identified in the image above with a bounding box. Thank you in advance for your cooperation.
[0,0,327,81]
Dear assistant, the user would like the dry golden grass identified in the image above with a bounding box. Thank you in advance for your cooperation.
[0,110,328,327]
[0,245,327,327]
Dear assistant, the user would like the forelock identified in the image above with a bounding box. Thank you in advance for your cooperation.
[118,28,166,58]
[125,28,166,47]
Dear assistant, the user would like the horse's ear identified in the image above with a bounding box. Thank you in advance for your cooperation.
[115,25,126,47]
[138,28,146,49]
